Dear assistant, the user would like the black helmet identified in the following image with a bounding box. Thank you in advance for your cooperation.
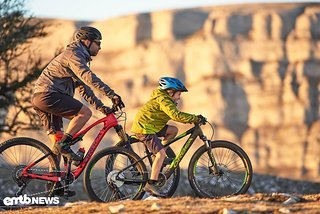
[75,26,102,41]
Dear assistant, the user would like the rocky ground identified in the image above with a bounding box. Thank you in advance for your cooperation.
[2,193,320,214]
[1,174,319,213]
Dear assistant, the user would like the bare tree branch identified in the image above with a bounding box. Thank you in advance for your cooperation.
[0,0,50,135]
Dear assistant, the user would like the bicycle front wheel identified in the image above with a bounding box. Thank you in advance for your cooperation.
[84,146,148,202]
[188,140,253,198]
[0,137,59,200]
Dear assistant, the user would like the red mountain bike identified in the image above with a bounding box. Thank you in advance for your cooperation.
[0,107,146,204]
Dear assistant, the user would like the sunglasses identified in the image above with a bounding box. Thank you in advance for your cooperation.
[93,40,101,46]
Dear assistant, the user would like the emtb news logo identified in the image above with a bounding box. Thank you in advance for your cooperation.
[3,194,59,206]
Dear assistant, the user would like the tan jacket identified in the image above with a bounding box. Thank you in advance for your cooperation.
[33,41,114,111]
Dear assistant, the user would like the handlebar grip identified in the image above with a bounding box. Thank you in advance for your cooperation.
[198,115,207,125]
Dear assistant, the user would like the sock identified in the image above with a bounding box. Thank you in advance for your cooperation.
[59,133,73,147]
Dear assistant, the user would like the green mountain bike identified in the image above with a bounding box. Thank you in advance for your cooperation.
[104,116,253,199]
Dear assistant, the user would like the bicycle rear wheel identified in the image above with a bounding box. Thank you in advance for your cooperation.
[84,146,148,202]
[0,137,59,200]
[188,140,252,198]
[117,137,180,197]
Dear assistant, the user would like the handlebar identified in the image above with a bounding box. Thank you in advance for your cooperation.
[104,104,124,115]
[196,115,207,125]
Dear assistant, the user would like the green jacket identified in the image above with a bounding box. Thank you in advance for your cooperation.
[131,87,198,134]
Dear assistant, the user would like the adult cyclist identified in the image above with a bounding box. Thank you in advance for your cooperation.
[32,26,124,167]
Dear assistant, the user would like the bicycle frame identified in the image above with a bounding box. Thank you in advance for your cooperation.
[22,113,126,182]
[118,123,219,183]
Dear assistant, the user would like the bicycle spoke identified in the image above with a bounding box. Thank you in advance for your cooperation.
[0,139,58,199]
[85,148,146,202]
[0,154,15,170]
[189,142,252,198]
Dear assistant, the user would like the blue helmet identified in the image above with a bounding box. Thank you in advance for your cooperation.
[159,77,188,92]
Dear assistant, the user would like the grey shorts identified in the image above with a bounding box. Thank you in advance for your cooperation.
[135,125,168,154]
[32,92,83,134]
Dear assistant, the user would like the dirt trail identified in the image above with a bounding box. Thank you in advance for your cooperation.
[3,194,320,214]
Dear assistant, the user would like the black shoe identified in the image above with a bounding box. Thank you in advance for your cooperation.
[46,182,76,197]
[52,142,82,161]
[62,190,76,198]
[143,182,166,198]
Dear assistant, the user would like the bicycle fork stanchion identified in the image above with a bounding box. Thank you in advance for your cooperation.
[114,125,129,143]
[199,128,221,176]
[204,140,221,175]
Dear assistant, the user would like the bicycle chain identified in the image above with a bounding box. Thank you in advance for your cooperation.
[17,169,169,197]
[16,168,76,197]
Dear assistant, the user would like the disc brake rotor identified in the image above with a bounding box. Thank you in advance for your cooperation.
[12,165,29,186]
[107,170,124,187]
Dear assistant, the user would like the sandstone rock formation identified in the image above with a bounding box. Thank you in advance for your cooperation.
[91,3,320,181]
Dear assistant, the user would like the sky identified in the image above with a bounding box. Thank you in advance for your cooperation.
[26,0,318,21]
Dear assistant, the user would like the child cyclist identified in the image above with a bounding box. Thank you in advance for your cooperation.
[131,77,204,197]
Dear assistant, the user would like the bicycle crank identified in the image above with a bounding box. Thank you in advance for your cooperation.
[156,172,167,187]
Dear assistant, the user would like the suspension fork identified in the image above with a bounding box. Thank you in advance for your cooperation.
[200,135,220,175]
[114,125,128,142]
[114,125,133,151]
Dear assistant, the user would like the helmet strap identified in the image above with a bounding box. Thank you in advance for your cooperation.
[80,40,94,56]
[87,41,94,56]
[167,89,177,97]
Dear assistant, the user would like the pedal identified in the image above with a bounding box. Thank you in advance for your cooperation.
[52,187,76,198]
[62,190,76,198]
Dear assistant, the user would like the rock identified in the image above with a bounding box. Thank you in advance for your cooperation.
[283,196,301,205]
[222,208,239,214]
[64,201,88,207]
[224,195,243,201]
[108,204,125,213]
[279,208,292,213]
[251,12,272,41]
[150,202,161,211]
[271,193,302,205]
[151,11,173,41]
[144,195,159,200]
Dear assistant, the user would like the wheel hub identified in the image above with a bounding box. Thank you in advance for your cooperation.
[216,164,230,181]
[12,165,29,187]
[209,163,229,177]
[107,170,124,187]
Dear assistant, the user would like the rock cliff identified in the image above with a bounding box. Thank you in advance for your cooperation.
[92,3,320,181]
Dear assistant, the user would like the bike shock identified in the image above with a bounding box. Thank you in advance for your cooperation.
[114,125,128,142]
